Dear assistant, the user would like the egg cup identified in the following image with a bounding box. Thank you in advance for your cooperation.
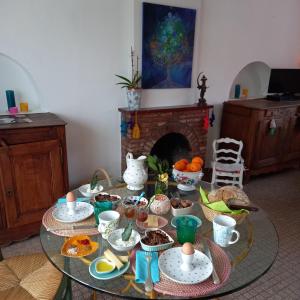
[181,252,194,271]
[66,201,77,215]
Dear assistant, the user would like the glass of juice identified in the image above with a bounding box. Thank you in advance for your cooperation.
[122,198,137,221]
[137,206,149,223]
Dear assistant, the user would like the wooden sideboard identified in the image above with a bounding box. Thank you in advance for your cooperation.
[0,113,69,245]
[221,99,300,180]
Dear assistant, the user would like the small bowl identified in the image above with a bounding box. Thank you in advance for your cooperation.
[122,196,148,207]
[79,184,103,197]
[171,200,194,216]
[140,229,174,252]
[149,194,171,215]
[95,193,122,209]
[94,257,115,274]
[172,168,204,191]
[107,228,140,252]
[171,215,202,229]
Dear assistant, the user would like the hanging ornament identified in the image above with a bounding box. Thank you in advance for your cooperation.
[269,118,277,136]
[132,111,141,139]
[203,114,209,131]
[120,115,128,137]
[209,108,215,127]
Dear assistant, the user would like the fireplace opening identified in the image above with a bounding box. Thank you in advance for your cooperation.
[150,133,191,168]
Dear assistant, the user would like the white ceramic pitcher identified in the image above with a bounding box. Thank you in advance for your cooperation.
[123,153,148,190]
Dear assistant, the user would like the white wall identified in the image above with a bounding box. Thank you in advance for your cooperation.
[198,0,300,163]
[1,0,300,185]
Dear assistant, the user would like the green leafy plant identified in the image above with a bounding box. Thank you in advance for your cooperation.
[147,155,169,175]
[115,47,141,90]
[90,170,100,190]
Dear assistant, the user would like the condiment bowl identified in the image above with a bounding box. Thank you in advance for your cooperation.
[79,184,103,197]
[107,228,140,252]
[94,257,115,274]
[140,229,174,252]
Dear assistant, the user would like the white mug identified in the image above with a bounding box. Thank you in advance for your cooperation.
[98,210,120,239]
[213,215,240,247]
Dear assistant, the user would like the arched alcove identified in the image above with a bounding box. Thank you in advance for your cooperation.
[229,61,271,99]
[150,132,191,167]
[0,53,42,114]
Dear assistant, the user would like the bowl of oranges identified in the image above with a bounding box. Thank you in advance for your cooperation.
[172,156,204,191]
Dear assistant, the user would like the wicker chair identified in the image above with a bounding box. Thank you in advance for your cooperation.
[0,247,70,300]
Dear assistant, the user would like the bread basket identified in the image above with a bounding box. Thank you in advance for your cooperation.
[199,186,250,224]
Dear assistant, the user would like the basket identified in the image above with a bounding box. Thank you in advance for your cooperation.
[199,186,250,224]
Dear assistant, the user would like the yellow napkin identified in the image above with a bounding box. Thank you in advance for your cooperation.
[199,187,248,215]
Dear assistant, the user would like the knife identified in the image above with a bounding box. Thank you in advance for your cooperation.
[47,224,97,231]
[202,238,220,284]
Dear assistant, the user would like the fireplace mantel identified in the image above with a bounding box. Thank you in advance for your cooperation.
[118,104,213,114]
[119,104,213,172]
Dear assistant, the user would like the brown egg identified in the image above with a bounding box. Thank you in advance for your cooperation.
[66,192,76,202]
[182,242,194,255]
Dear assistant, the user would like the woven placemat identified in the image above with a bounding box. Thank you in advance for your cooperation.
[42,206,99,237]
[130,233,231,297]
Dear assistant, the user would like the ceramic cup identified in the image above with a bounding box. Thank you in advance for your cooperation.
[98,210,120,239]
[181,252,194,271]
[213,215,240,247]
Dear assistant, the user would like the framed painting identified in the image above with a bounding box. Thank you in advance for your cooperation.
[142,2,196,89]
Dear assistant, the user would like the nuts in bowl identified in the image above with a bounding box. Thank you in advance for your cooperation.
[171,199,194,216]
[140,229,174,252]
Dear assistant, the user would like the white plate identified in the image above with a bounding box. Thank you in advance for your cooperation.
[52,202,94,223]
[158,247,213,285]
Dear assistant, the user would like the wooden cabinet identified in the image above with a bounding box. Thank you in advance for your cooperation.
[0,113,69,245]
[221,99,300,180]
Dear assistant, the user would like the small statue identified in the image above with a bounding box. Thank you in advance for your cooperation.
[197,72,208,106]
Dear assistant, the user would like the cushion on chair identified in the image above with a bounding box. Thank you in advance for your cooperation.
[0,253,62,300]
[214,162,243,173]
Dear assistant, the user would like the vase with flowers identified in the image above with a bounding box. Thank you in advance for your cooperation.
[146,155,170,195]
[115,47,142,110]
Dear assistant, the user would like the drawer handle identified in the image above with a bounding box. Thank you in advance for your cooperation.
[0,139,8,147]
[6,189,14,198]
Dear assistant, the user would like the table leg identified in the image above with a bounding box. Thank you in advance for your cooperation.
[64,257,73,300]
[90,290,97,300]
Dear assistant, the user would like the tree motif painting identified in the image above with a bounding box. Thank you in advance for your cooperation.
[142,3,196,89]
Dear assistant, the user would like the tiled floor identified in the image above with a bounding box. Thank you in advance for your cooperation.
[2,169,300,299]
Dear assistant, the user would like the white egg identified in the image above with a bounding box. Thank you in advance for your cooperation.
[182,242,194,255]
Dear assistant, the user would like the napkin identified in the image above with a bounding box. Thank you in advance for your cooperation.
[56,197,90,205]
[135,250,160,284]
[199,187,247,215]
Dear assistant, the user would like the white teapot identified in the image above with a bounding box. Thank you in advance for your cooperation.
[123,153,148,190]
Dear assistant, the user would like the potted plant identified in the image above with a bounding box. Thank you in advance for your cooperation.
[115,47,142,110]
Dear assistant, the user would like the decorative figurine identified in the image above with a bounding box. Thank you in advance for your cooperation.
[197,72,208,106]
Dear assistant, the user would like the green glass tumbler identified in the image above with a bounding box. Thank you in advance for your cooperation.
[94,202,112,225]
[176,218,198,244]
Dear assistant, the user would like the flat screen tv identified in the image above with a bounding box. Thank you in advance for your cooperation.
[268,69,300,95]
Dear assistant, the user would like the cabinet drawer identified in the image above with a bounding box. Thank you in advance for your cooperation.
[264,108,296,118]
[0,127,58,145]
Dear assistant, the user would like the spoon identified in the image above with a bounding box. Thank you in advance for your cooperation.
[135,191,145,206]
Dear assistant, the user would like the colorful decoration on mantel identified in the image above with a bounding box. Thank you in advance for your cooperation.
[120,115,128,137]
[209,109,215,127]
[132,111,141,139]
[203,114,209,132]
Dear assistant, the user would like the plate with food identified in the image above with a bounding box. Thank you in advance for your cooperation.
[136,215,168,230]
[140,229,174,252]
[61,235,99,257]
[52,202,94,223]
[89,249,130,280]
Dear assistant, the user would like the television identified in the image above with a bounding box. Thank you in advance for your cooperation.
[268,69,300,99]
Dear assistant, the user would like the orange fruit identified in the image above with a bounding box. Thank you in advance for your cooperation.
[186,163,193,171]
[179,158,189,165]
[189,162,201,172]
[174,161,186,171]
[192,156,204,166]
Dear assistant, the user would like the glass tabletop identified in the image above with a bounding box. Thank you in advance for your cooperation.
[40,180,278,299]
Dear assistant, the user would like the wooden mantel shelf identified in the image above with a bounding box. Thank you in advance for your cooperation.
[118,104,213,114]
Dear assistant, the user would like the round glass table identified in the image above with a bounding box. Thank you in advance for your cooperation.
[40,180,278,299]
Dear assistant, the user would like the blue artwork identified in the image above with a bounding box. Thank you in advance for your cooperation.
[142,3,196,89]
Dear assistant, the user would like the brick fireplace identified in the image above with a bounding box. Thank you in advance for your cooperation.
[118,104,213,172]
